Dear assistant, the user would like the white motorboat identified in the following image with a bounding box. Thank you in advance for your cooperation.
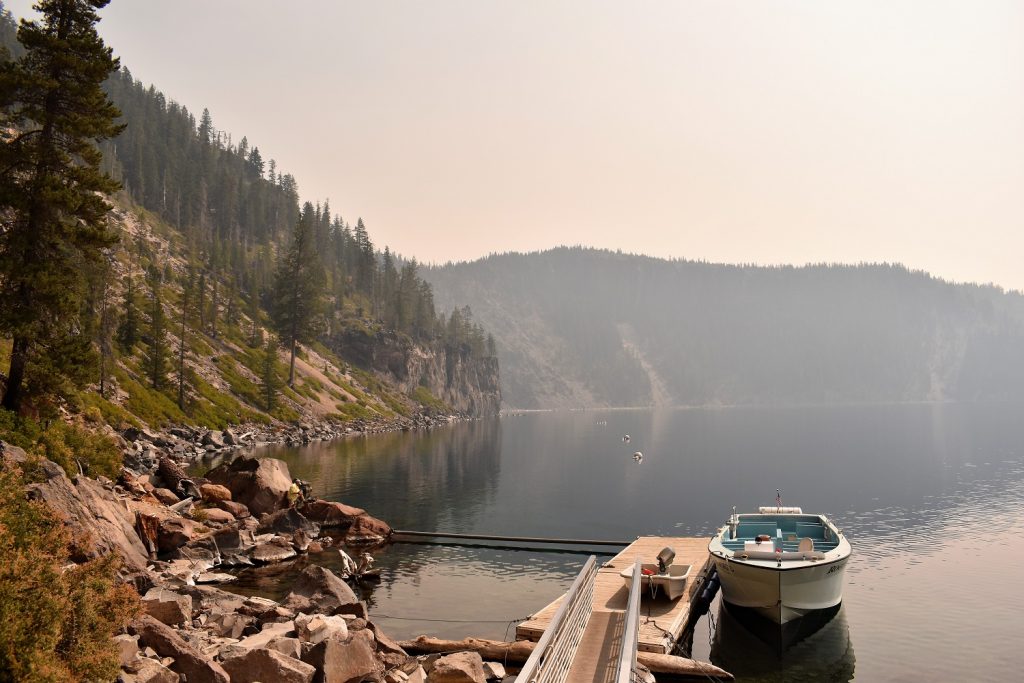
[708,506,851,624]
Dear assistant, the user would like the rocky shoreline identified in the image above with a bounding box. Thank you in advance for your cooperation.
[2,413,520,683]
[120,411,468,476]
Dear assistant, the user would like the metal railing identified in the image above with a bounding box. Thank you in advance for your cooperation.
[516,555,598,683]
[616,558,643,683]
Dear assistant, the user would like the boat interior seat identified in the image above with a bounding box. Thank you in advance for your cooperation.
[735,522,777,539]
[794,522,827,539]
[798,537,814,553]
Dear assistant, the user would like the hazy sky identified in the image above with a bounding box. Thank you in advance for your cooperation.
[7,1,1024,290]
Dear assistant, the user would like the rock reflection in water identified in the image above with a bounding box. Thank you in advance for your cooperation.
[252,417,502,534]
[710,602,855,682]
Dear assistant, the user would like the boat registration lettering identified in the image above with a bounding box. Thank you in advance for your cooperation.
[827,564,841,575]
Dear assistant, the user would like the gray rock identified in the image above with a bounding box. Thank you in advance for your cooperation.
[151,487,180,505]
[126,657,179,683]
[300,630,379,683]
[429,652,486,683]
[142,588,193,627]
[222,647,315,683]
[250,537,298,563]
[156,517,198,554]
[218,619,295,658]
[258,507,320,536]
[295,613,348,645]
[129,614,229,683]
[25,458,149,571]
[200,507,236,524]
[202,430,226,448]
[206,456,292,515]
[301,499,364,528]
[266,636,302,659]
[482,661,506,680]
[282,565,358,614]
[113,633,141,667]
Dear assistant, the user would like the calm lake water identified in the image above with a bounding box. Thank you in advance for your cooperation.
[230,403,1024,682]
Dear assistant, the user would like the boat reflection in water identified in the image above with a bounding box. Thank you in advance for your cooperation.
[710,601,856,682]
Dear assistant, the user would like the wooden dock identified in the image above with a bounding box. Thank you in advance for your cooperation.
[516,536,714,656]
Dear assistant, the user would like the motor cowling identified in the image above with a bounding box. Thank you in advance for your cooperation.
[657,546,675,574]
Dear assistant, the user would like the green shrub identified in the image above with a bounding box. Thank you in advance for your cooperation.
[0,465,139,682]
[36,421,123,480]
[412,386,450,413]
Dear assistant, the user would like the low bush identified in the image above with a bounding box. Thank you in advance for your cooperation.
[0,465,139,682]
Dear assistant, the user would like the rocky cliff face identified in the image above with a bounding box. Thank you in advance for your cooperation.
[328,330,501,416]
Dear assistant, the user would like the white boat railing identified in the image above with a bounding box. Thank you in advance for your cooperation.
[515,555,598,683]
[616,558,643,683]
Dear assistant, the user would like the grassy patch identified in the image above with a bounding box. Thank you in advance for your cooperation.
[78,391,141,430]
[412,385,450,413]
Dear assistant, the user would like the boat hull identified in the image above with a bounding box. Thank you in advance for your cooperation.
[713,555,849,624]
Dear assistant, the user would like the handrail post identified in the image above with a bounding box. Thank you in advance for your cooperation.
[616,558,642,683]
[515,555,597,683]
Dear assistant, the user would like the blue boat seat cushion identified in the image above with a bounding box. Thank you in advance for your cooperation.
[735,522,777,539]
[795,522,827,539]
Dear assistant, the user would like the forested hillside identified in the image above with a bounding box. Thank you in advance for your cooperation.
[0,4,498,430]
[424,248,1024,408]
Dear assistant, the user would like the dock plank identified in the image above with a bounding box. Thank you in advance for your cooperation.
[515,536,713,655]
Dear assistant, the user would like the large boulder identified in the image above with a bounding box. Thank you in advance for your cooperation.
[24,457,149,571]
[428,652,486,683]
[302,499,364,528]
[141,588,192,627]
[301,630,379,683]
[199,483,232,503]
[250,537,298,563]
[201,430,226,448]
[295,613,348,645]
[205,456,292,515]
[215,498,250,519]
[129,614,229,683]
[282,565,358,614]
[345,513,392,545]
[258,507,320,536]
[156,517,198,554]
[222,648,315,683]
[123,657,179,683]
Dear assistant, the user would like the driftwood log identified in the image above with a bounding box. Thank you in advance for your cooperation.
[398,635,733,680]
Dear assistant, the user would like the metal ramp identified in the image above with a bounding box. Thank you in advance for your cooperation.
[515,557,645,683]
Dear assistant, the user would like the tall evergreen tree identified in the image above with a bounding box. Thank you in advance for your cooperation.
[143,268,169,390]
[271,203,325,386]
[260,334,280,411]
[116,246,139,353]
[176,267,195,409]
[0,0,123,411]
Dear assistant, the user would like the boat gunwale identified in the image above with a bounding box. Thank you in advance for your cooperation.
[708,511,852,571]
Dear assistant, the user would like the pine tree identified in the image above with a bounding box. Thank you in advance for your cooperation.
[176,268,195,409]
[144,268,169,390]
[260,335,280,411]
[271,203,325,386]
[116,247,139,353]
[0,0,123,411]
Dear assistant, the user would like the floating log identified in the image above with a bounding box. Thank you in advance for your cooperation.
[397,635,733,680]
[393,529,630,546]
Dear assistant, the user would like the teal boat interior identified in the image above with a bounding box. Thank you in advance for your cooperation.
[720,514,841,554]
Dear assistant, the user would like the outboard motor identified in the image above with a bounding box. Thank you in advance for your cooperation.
[657,546,676,574]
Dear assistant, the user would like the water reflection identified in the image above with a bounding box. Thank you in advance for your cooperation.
[253,417,503,533]
[216,402,1024,680]
[711,602,856,682]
